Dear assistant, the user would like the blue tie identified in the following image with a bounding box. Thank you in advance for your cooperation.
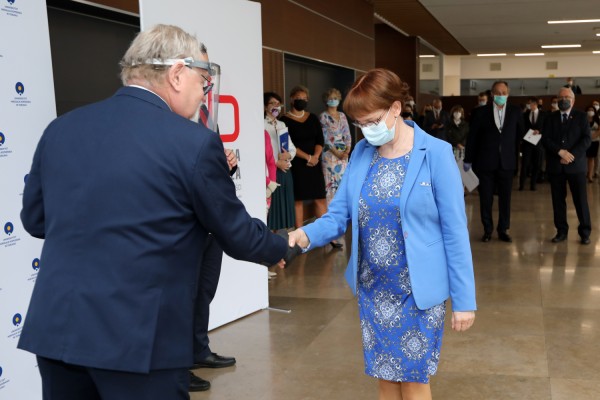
[562,113,568,124]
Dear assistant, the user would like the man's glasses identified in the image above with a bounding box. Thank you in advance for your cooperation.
[352,108,388,129]
[186,65,213,95]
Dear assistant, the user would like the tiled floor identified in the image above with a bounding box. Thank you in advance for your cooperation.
[192,180,600,400]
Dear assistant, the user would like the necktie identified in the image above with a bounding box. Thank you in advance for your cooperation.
[531,112,536,125]
[562,113,568,124]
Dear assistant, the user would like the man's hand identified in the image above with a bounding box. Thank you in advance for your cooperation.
[224,149,237,170]
[558,149,574,163]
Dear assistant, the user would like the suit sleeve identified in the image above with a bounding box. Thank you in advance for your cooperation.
[541,115,560,154]
[569,114,591,158]
[431,144,477,311]
[21,132,47,239]
[190,133,287,265]
[464,109,481,164]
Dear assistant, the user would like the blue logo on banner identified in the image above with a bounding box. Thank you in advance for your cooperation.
[12,313,22,326]
[0,365,2,378]
[0,132,5,146]
[32,258,40,271]
[24,174,29,183]
[4,222,14,235]
[15,82,24,95]
[7,0,15,5]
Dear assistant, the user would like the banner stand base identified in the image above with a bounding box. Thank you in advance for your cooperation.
[266,307,291,314]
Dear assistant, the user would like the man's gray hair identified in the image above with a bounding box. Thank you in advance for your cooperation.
[120,24,207,86]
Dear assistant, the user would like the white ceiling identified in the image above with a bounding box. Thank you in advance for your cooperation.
[420,0,600,55]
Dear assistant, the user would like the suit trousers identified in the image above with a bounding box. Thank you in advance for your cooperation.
[37,356,189,400]
[477,168,515,234]
[193,234,223,362]
[548,172,592,238]
[519,142,542,189]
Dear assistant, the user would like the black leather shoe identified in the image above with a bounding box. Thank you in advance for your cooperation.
[551,233,567,243]
[498,232,512,242]
[481,233,492,242]
[581,237,591,245]
[189,372,210,392]
[193,353,236,369]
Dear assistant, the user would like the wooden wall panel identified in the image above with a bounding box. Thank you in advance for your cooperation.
[262,49,285,97]
[375,24,418,97]
[83,0,138,14]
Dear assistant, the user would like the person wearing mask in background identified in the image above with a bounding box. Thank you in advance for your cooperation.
[593,100,600,114]
[288,68,476,400]
[464,81,524,243]
[405,95,420,123]
[264,92,297,231]
[519,97,546,191]
[17,24,293,399]
[542,88,591,244]
[402,103,415,121]
[446,105,469,162]
[585,105,600,183]
[423,98,450,141]
[319,88,352,249]
[478,92,488,107]
[280,86,327,228]
[564,77,582,94]
[550,97,559,112]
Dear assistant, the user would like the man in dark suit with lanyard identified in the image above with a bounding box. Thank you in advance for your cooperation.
[18,24,296,399]
[464,81,524,243]
[541,87,591,244]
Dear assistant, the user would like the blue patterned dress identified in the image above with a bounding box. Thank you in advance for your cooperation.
[358,150,446,384]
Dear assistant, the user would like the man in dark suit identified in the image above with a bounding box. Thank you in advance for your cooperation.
[18,25,293,399]
[564,77,582,95]
[541,87,592,244]
[464,81,525,242]
[520,97,547,191]
[423,98,450,141]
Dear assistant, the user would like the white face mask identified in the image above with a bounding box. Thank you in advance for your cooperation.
[479,101,487,107]
[588,111,596,117]
[407,100,415,107]
[453,112,462,120]
[526,104,531,110]
[594,104,600,111]
[360,108,397,146]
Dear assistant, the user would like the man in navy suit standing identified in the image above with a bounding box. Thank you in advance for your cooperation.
[464,81,524,243]
[18,24,290,399]
[542,87,591,244]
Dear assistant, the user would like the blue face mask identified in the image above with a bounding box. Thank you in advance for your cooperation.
[361,108,397,146]
[493,95,507,106]
[327,99,340,108]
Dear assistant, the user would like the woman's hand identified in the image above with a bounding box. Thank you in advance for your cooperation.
[451,311,475,332]
[306,154,318,167]
[288,228,309,249]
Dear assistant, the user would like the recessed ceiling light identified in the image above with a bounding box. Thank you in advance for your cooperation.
[419,55,435,58]
[548,19,600,24]
[477,53,507,57]
[541,44,581,48]
[515,53,545,56]
[594,51,600,54]
[596,33,600,36]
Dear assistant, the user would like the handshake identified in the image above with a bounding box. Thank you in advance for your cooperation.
[262,229,304,269]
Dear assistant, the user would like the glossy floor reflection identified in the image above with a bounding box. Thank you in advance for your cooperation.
[193,181,599,400]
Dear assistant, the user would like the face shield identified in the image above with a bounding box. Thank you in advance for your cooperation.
[143,57,221,132]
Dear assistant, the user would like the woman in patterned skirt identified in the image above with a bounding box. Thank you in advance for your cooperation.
[288,69,476,400]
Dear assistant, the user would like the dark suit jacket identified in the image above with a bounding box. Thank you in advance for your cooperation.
[18,86,287,373]
[541,109,591,174]
[423,109,450,141]
[464,103,524,171]
[522,109,547,143]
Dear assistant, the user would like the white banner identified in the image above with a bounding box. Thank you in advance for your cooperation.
[140,0,269,329]
[0,0,56,398]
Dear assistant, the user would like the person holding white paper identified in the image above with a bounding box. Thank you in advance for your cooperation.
[264,92,297,230]
[519,97,546,191]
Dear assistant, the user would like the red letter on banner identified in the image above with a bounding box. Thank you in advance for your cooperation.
[219,95,239,143]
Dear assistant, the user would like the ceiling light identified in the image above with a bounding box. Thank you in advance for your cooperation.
[477,53,506,57]
[594,51,600,54]
[515,53,545,56]
[419,55,435,58]
[541,44,581,48]
[548,19,600,24]
[596,33,600,36]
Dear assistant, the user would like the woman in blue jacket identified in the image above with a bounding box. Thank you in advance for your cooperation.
[289,69,476,400]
